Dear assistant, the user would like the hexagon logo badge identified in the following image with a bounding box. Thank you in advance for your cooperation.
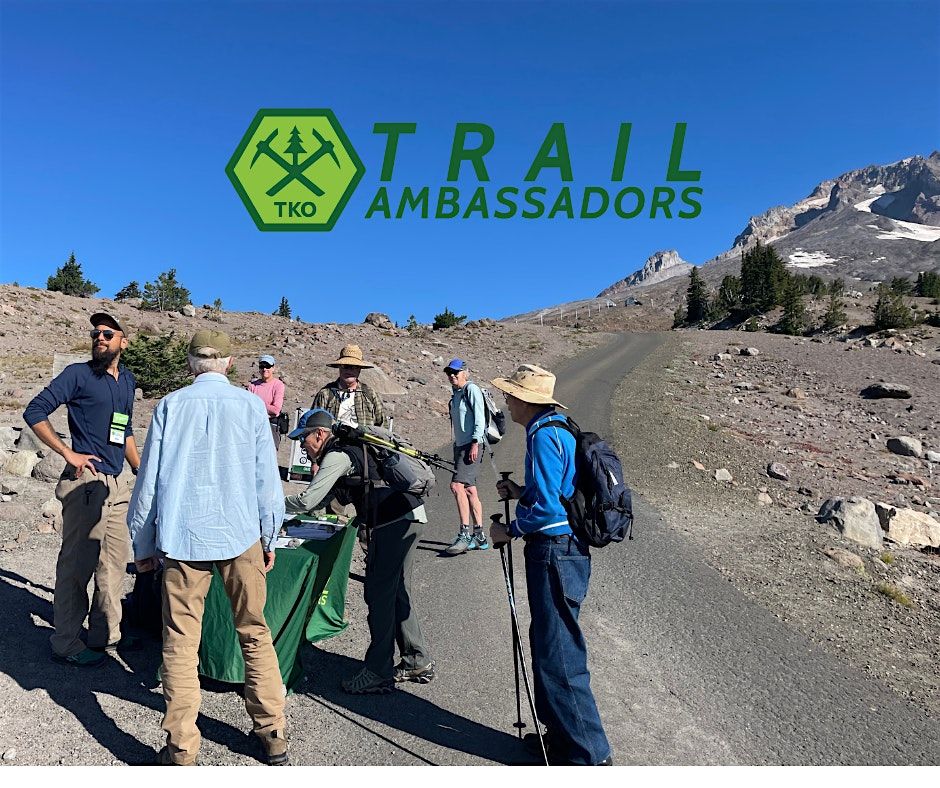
[226,109,365,231]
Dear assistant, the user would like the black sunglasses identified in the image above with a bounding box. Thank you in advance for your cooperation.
[258,362,273,370]
[90,329,119,340]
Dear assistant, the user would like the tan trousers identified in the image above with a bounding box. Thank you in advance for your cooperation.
[52,470,131,656]
[161,541,285,765]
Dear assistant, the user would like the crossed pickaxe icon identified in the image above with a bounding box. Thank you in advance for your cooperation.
[250,127,341,197]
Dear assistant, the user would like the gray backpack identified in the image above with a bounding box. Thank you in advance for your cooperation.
[347,425,437,497]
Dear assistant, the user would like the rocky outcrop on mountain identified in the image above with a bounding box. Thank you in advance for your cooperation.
[598,250,694,296]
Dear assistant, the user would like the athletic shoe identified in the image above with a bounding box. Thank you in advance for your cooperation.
[258,730,289,766]
[443,532,472,556]
[469,532,490,550]
[393,661,435,684]
[51,647,106,668]
[342,667,395,695]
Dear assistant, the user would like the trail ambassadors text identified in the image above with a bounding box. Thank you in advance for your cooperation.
[365,122,702,221]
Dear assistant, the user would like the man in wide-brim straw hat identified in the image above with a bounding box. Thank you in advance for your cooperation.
[312,344,385,428]
[489,364,613,766]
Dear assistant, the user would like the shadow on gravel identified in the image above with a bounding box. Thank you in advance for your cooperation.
[0,569,256,765]
[300,647,529,765]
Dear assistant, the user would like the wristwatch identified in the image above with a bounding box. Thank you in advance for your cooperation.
[131,466,139,476]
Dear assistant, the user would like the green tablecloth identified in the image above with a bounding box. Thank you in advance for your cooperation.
[197,522,358,690]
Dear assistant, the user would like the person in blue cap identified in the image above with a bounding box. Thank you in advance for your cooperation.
[442,358,489,555]
[285,409,435,694]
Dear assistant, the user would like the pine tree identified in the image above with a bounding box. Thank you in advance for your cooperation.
[433,307,466,329]
[889,276,912,296]
[915,271,940,299]
[274,297,291,318]
[739,241,786,315]
[141,269,191,311]
[47,251,99,297]
[718,275,742,313]
[777,280,806,335]
[115,281,141,300]
[822,292,847,330]
[685,267,709,323]
[285,126,306,164]
[872,284,914,330]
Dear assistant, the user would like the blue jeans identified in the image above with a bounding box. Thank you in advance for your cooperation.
[523,534,611,765]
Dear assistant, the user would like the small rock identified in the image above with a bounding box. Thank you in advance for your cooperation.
[1,479,25,496]
[713,353,732,362]
[135,387,143,402]
[15,529,29,545]
[860,383,912,399]
[14,427,46,455]
[816,497,882,549]
[407,376,427,386]
[0,494,10,503]
[3,451,41,478]
[740,347,760,356]
[41,498,62,519]
[691,460,706,471]
[0,426,17,452]
[715,468,733,483]
[798,486,814,496]
[666,462,679,469]
[36,520,55,535]
[925,450,940,463]
[2,748,16,761]
[785,387,807,399]
[767,462,790,481]
[877,506,940,548]
[181,303,197,317]
[756,492,773,506]
[363,312,395,330]
[887,437,923,458]
[32,452,66,482]
[432,356,444,367]
[821,547,864,571]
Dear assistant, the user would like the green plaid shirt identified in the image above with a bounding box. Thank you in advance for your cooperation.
[312,380,385,427]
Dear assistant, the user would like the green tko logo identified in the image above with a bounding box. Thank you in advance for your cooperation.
[226,109,365,231]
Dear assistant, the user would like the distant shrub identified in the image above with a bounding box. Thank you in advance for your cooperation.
[141,268,191,312]
[115,281,141,300]
[872,284,914,330]
[433,307,466,330]
[47,252,99,297]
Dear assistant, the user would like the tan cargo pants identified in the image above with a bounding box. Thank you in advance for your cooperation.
[161,541,285,765]
[52,470,132,656]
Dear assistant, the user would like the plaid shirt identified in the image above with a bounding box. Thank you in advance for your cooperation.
[312,380,385,427]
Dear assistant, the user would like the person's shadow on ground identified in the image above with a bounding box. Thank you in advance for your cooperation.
[0,568,258,765]
[299,646,534,765]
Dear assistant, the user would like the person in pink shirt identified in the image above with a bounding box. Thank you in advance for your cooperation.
[248,354,286,449]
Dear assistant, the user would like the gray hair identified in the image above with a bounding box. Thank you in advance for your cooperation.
[188,355,232,375]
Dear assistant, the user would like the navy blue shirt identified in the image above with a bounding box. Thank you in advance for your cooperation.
[23,362,136,476]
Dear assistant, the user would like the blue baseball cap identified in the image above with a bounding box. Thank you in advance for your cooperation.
[259,354,276,367]
[444,358,467,373]
[287,408,334,440]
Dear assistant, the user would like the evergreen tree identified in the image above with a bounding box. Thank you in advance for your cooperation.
[209,298,223,322]
[739,240,788,315]
[889,276,912,296]
[915,271,940,298]
[827,277,845,297]
[671,305,687,329]
[47,251,99,297]
[777,280,807,335]
[285,126,306,164]
[685,267,709,323]
[433,307,466,329]
[141,268,191,311]
[717,274,742,313]
[821,291,847,331]
[274,297,291,318]
[115,281,141,300]
[872,284,914,330]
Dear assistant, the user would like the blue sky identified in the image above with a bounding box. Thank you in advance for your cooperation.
[1,0,937,324]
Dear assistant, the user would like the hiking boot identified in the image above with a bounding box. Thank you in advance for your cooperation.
[154,746,195,766]
[52,647,106,668]
[469,531,490,550]
[443,531,472,556]
[258,730,289,766]
[90,635,143,653]
[393,661,435,684]
[342,667,395,695]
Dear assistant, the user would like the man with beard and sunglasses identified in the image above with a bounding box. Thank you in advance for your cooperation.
[23,312,141,668]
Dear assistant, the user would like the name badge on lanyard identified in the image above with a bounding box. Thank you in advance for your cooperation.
[109,412,129,445]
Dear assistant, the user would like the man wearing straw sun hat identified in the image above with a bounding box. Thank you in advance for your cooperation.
[312,344,385,428]
[489,364,613,767]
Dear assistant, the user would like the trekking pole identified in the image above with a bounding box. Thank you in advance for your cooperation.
[491,512,524,740]
[491,514,549,766]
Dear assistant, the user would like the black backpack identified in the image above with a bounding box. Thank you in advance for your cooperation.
[533,416,633,548]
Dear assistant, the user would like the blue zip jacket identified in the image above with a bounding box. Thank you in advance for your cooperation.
[511,410,575,538]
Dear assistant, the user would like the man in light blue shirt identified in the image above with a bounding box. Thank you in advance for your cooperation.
[127,329,288,766]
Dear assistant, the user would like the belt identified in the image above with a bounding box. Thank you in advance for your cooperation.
[522,532,576,544]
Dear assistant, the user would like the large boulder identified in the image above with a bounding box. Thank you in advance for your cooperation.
[886,437,923,458]
[860,383,911,399]
[875,503,940,548]
[181,304,197,317]
[3,451,41,478]
[767,462,790,481]
[363,312,395,330]
[32,452,66,483]
[816,497,883,549]
[14,428,46,456]
[0,426,17,452]
[358,366,407,396]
